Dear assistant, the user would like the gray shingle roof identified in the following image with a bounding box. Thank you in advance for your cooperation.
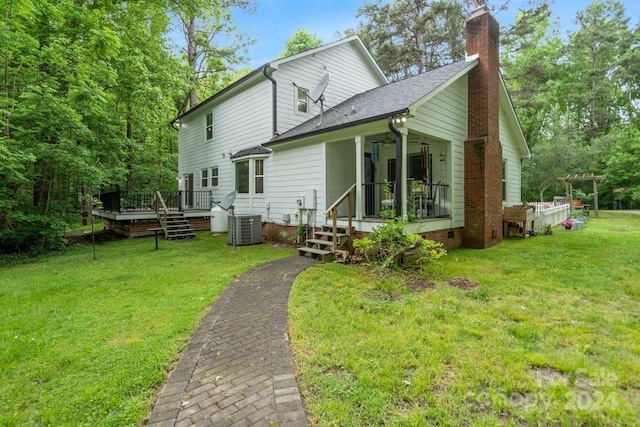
[230,146,272,159]
[267,59,476,145]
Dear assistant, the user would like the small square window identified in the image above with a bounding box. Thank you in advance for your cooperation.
[206,112,213,140]
[211,167,219,187]
[296,87,308,113]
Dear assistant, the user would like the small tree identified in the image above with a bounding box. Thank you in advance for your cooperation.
[279,29,323,58]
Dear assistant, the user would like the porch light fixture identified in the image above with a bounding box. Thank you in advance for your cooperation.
[170,119,181,130]
[440,152,447,162]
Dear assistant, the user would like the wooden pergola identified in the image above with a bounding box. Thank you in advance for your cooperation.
[557,173,606,217]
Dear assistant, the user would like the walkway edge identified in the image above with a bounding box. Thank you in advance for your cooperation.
[145,255,319,426]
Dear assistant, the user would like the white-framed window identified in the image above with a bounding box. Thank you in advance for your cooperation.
[296,87,308,114]
[211,166,219,187]
[235,160,250,194]
[255,159,264,194]
[502,159,507,202]
[235,158,266,195]
[205,112,213,140]
[201,168,209,188]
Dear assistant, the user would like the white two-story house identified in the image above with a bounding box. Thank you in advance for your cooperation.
[173,5,529,251]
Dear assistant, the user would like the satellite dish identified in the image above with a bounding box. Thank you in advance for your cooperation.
[216,190,237,210]
[309,73,330,103]
[310,74,331,127]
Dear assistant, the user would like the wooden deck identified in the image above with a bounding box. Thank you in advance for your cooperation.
[94,209,211,238]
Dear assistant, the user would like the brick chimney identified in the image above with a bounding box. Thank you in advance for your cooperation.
[463,5,503,248]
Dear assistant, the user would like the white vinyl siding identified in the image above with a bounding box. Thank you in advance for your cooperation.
[412,75,468,228]
[275,41,385,134]
[499,102,523,205]
[326,141,355,217]
[178,78,272,198]
[268,143,325,224]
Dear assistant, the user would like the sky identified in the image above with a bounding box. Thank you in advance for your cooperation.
[227,0,640,69]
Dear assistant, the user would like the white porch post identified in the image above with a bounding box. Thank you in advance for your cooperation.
[355,135,364,220]
[401,129,409,221]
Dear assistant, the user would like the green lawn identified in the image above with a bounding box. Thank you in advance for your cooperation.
[0,232,294,426]
[289,212,640,426]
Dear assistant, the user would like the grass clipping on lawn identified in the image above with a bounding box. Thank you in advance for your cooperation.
[289,212,640,426]
[0,232,294,426]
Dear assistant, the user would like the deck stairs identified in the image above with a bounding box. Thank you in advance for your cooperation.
[297,225,352,261]
[160,211,196,240]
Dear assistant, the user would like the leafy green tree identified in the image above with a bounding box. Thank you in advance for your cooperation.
[501,5,565,149]
[0,0,190,252]
[521,136,589,202]
[171,0,256,109]
[614,23,640,133]
[566,0,634,140]
[602,129,640,209]
[279,29,323,58]
[355,0,466,80]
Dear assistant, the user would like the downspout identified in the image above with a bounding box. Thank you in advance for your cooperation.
[388,116,402,218]
[263,65,278,137]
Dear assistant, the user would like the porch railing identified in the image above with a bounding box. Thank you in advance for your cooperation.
[362,180,449,219]
[97,190,212,213]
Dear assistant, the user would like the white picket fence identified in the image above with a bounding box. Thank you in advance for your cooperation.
[527,202,571,231]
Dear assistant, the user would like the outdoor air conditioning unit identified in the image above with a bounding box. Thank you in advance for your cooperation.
[228,215,262,246]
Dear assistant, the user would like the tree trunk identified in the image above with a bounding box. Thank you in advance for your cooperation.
[126,101,133,191]
[3,2,11,138]
[589,44,597,137]
[187,16,197,109]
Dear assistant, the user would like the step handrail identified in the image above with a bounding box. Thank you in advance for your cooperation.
[153,191,170,237]
[325,183,356,251]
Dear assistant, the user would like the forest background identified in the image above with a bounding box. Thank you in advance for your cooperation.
[1,0,638,253]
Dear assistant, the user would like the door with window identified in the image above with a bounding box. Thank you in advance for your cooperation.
[184,173,194,209]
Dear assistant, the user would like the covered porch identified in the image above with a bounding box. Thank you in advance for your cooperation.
[325,124,452,228]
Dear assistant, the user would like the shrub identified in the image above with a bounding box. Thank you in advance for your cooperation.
[0,212,67,254]
[353,219,446,269]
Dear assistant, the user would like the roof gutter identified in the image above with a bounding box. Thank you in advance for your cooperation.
[262,65,278,137]
[388,115,403,218]
[264,108,409,147]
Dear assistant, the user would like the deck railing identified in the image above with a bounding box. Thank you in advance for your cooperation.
[97,190,212,213]
[535,203,571,231]
[362,180,449,219]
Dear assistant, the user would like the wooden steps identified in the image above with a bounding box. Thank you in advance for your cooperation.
[162,212,196,240]
[297,225,352,261]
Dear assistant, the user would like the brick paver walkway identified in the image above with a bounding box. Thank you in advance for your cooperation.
[145,256,319,427]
